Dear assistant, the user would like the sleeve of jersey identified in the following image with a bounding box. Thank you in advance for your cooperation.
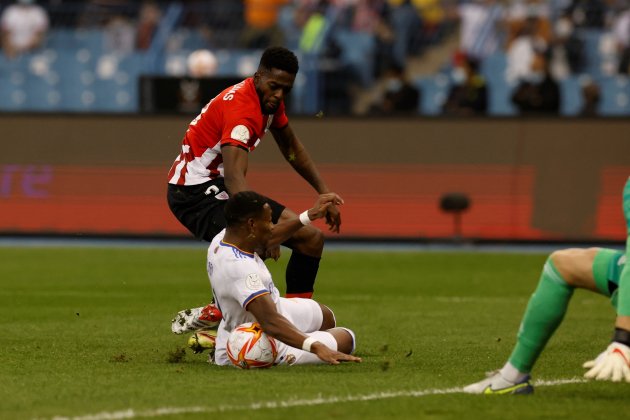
[221,119,253,151]
[233,271,270,309]
[271,102,289,129]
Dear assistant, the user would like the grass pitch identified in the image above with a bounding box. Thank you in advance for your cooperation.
[1,245,629,419]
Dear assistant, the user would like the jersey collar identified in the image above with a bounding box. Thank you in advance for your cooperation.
[219,240,255,258]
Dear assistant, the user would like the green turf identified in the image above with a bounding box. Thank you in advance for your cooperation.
[1,247,628,419]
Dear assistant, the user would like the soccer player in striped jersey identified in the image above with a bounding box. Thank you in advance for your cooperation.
[167,46,341,305]
[464,177,630,394]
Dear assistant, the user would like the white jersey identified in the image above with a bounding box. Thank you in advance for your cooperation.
[207,229,333,366]
[207,229,281,365]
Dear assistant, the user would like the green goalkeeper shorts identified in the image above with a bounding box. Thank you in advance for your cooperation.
[593,248,626,309]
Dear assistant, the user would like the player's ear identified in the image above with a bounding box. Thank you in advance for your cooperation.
[246,218,257,236]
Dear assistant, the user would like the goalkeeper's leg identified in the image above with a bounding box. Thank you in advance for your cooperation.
[582,177,630,382]
[615,177,630,327]
[465,249,602,394]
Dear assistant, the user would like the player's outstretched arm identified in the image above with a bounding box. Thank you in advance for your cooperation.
[271,124,342,233]
[247,294,360,364]
[267,193,344,249]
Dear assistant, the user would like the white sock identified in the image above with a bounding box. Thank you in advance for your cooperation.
[500,362,529,383]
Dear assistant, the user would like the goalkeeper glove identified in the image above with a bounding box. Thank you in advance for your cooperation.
[583,342,630,382]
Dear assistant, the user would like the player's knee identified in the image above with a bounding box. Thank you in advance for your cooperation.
[327,327,356,354]
[549,249,577,282]
[292,225,324,256]
[306,226,324,252]
[550,248,597,287]
[319,303,336,330]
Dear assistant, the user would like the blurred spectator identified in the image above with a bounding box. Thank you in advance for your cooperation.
[180,0,244,49]
[506,15,548,84]
[104,14,134,54]
[298,0,330,52]
[506,0,552,45]
[344,0,388,32]
[368,64,420,115]
[136,1,161,50]
[511,51,560,115]
[78,0,130,28]
[612,5,630,75]
[240,0,290,48]
[457,0,506,61]
[340,0,394,77]
[578,79,601,116]
[414,0,446,44]
[549,8,584,78]
[442,53,488,116]
[387,0,422,68]
[568,0,609,29]
[0,0,49,59]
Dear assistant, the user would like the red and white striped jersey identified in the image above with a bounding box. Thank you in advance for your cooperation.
[168,77,289,186]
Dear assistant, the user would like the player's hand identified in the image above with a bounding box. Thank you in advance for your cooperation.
[312,342,361,365]
[583,342,630,382]
[325,204,342,233]
[263,245,281,261]
[307,193,344,224]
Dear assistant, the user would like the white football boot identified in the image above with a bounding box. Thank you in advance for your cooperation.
[171,303,222,334]
[463,371,534,395]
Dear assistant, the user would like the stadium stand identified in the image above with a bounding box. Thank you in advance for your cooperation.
[0,1,629,116]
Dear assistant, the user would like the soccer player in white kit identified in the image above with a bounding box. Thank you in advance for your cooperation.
[209,191,361,366]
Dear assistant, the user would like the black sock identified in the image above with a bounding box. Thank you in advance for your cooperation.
[285,252,320,298]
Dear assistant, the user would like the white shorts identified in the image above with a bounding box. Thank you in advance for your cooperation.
[214,297,333,366]
[274,297,337,366]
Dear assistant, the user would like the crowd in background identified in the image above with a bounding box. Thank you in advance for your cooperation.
[2,0,630,116]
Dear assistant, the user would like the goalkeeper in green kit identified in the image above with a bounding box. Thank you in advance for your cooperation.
[465,177,630,394]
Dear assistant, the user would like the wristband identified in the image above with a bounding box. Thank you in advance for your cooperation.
[613,328,630,347]
[299,210,311,226]
[302,336,317,352]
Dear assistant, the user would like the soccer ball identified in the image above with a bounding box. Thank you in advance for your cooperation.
[226,322,277,369]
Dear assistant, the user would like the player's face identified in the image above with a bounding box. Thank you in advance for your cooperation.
[254,68,295,115]
[253,204,274,247]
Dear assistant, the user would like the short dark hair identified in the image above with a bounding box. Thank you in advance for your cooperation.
[224,191,269,227]
[258,46,299,75]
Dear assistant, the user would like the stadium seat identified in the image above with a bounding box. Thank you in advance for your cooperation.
[415,75,450,115]
[480,52,517,116]
[559,76,583,116]
[596,75,630,116]
[46,28,105,54]
[331,30,376,87]
[215,50,259,77]
[578,28,604,78]
[278,5,300,50]
[53,50,97,111]
[22,74,60,111]
[0,76,27,111]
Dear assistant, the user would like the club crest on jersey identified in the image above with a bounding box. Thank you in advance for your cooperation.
[245,273,263,290]
[285,354,297,365]
[230,125,250,144]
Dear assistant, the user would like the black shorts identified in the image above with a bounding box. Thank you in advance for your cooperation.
[167,179,286,242]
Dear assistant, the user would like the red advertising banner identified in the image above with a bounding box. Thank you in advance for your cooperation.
[1,163,627,240]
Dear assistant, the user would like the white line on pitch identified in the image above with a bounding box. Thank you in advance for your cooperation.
[44,378,586,420]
